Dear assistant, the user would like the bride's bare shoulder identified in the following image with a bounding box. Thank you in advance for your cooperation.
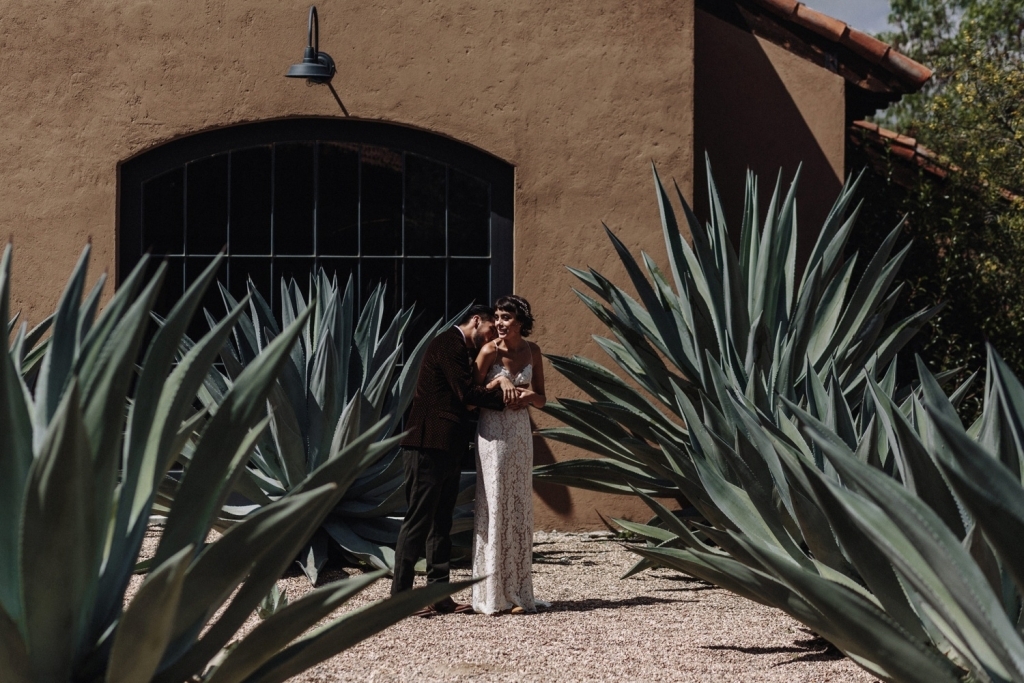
[477,340,499,358]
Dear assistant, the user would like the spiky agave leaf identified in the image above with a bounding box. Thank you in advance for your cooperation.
[0,245,470,682]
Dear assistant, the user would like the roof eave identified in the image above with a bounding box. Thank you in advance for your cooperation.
[697,0,933,119]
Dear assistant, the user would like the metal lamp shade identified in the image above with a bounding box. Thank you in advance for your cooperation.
[287,48,336,83]
[285,7,336,84]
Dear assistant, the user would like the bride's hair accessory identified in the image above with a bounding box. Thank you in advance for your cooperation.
[494,295,535,337]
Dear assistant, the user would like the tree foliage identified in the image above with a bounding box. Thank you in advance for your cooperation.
[850,0,1024,417]
[884,0,1023,191]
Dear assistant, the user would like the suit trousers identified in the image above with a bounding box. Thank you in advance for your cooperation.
[391,446,465,595]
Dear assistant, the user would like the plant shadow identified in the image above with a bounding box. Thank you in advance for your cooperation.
[651,585,717,593]
[543,596,693,613]
[703,635,845,665]
[644,573,717,591]
[532,548,604,566]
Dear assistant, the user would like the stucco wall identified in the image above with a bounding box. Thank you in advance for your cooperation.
[0,0,696,529]
[693,9,845,262]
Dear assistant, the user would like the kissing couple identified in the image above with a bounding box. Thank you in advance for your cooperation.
[390,295,546,616]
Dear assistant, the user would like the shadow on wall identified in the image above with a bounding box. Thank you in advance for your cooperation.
[693,6,843,267]
[532,416,573,516]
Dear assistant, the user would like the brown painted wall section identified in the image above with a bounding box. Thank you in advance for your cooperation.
[693,9,845,261]
[0,0,697,529]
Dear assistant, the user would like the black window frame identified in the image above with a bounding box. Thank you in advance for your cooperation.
[117,117,514,328]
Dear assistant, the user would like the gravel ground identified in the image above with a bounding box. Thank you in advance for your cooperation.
[136,529,876,682]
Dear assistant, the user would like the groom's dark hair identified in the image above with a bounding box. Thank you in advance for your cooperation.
[457,304,495,324]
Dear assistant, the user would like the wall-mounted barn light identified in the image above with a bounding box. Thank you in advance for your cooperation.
[285,6,336,84]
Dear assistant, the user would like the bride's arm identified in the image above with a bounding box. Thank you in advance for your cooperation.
[514,342,546,409]
[474,342,497,385]
[475,342,517,405]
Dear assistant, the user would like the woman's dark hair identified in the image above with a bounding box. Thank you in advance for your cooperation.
[494,295,534,337]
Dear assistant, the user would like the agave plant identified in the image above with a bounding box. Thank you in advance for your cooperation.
[0,245,466,683]
[535,160,939,500]
[528,162,997,681]
[171,272,439,584]
[607,358,963,682]
[799,350,1024,683]
[7,308,51,380]
[620,347,1024,683]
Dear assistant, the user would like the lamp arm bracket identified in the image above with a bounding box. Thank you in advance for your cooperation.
[307,5,319,54]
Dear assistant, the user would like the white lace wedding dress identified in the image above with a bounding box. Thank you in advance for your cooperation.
[472,362,537,615]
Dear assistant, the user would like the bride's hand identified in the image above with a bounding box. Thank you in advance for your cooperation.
[512,388,536,409]
[495,376,518,405]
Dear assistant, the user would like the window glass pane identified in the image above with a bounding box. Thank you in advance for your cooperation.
[230,147,272,255]
[274,257,318,320]
[361,258,401,320]
[228,257,272,312]
[318,257,359,293]
[186,154,229,255]
[151,256,185,326]
[123,129,507,361]
[185,257,229,341]
[318,142,359,256]
[274,257,317,295]
[361,146,402,256]
[448,170,489,256]
[274,143,315,255]
[405,155,446,256]
[403,258,446,352]
[447,259,490,314]
[142,168,185,255]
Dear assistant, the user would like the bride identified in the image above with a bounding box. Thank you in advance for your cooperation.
[471,295,546,615]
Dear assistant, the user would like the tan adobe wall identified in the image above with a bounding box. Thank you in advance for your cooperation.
[0,0,696,529]
[693,8,845,261]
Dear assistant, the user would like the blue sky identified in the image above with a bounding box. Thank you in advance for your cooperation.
[803,0,894,34]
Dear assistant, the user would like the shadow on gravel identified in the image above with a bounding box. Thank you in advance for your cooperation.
[642,574,717,592]
[703,636,845,665]
[543,596,693,613]
[647,573,714,584]
[780,636,846,664]
[532,549,605,566]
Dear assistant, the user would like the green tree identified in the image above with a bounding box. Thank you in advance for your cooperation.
[850,0,1024,416]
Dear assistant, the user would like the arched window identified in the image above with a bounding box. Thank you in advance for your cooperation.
[118,118,513,342]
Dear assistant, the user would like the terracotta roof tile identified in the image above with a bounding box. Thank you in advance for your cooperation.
[883,49,934,88]
[855,121,920,149]
[850,120,947,180]
[850,120,1021,201]
[890,145,917,161]
[790,6,848,42]
[841,28,887,64]
[748,0,933,90]
[770,0,800,13]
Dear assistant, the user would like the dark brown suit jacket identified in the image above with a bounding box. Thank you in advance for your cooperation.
[401,327,505,452]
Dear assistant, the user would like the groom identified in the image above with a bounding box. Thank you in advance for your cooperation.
[391,304,507,615]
